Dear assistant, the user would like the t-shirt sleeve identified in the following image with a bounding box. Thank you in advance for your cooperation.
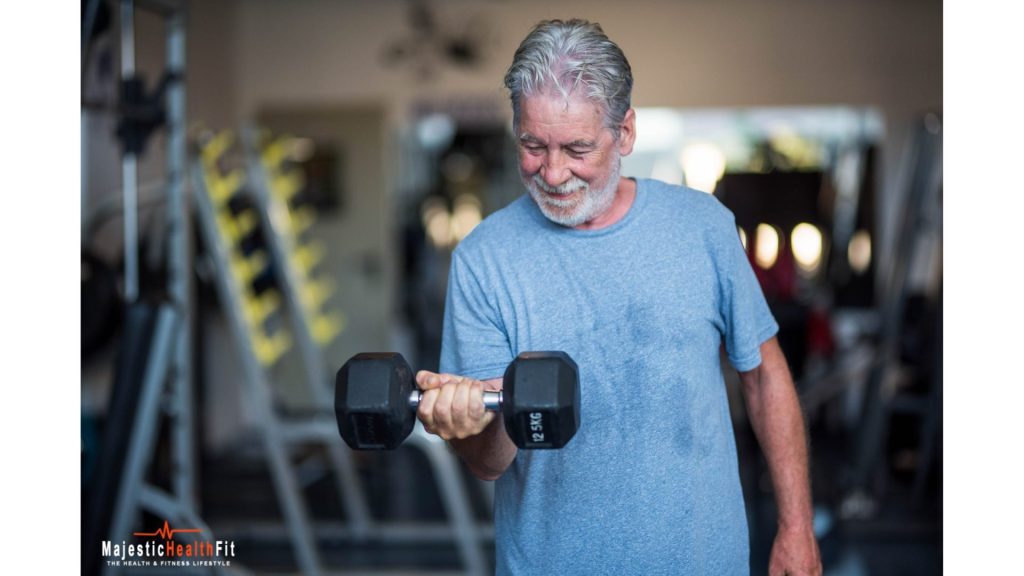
[713,208,779,372]
[439,248,513,381]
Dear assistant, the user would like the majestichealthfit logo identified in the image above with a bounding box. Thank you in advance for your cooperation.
[101,520,237,569]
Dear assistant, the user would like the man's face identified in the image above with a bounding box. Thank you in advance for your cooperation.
[516,92,630,227]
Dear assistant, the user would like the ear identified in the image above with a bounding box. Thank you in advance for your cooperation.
[617,108,637,156]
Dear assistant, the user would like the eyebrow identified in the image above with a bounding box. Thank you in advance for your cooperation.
[518,134,596,148]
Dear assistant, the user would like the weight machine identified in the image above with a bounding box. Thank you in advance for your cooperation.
[81,1,226,575]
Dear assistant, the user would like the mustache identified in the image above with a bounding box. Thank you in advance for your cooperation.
[530,174,588,195]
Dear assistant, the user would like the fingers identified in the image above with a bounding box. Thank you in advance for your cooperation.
[452,377,472,422]
[415,374,492,441]
[415,372,454,435]
[433,379,458,436]
[467,379,486,420]
[417,386,439,434]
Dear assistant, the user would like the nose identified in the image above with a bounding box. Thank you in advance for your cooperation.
[541,151,570,188]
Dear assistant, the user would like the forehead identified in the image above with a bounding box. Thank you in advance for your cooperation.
[517,92,606,141]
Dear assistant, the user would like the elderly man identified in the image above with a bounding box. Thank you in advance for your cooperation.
[415,19,821,575]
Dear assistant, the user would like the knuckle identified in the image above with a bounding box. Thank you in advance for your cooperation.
[434,403,450,420]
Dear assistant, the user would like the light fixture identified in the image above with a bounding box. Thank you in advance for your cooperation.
[848,230,872,274]
[791,223,823,274]
[755,224,780,269]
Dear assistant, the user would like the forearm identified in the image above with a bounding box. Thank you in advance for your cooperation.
[450,416,518,481]
[741,339,814,531]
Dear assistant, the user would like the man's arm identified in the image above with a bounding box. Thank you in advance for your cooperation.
[416,373,518,481]
[738,337,822,576]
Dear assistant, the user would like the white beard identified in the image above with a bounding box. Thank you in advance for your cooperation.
[524,154,621,227]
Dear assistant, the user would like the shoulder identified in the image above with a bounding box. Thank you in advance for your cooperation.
[640,178,736,229]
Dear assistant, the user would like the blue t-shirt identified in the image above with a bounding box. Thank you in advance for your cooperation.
[440,178,778,575]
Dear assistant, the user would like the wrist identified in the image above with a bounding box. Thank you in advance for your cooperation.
[777,513,814,535]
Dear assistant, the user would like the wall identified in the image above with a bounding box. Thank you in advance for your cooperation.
[231,0,940,113]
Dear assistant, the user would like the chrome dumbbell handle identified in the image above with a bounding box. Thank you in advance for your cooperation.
[408,390,503,412]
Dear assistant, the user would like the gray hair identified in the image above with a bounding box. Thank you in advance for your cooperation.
[504,19,633,138]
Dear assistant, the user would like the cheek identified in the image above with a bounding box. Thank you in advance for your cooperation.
[568,162,602,184]
[519,153,543,175]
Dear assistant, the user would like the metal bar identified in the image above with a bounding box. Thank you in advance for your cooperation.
[278,417,339,443]
[323,444,374,539]
[120,0,139,303]
[122,157,139,302]
[164,2,194,512]
[105,305,179,575]
[410,390,502,411]
[120,0,135,76]
[82,0,101,70]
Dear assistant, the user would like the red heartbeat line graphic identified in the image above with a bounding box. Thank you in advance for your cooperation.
[133,520,202,539]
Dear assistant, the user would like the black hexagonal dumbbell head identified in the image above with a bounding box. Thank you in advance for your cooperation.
[335,352,416,450]
[502,351,580,449]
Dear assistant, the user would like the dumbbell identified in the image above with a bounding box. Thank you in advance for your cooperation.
[335,351,580,450]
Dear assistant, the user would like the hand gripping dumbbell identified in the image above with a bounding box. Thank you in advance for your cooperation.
[335,351,580,450]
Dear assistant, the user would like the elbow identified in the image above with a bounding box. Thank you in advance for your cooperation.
[463,455,512,481]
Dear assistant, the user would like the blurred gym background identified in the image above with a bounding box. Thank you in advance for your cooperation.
[80,0,942,574]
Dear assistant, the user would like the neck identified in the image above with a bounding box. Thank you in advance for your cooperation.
[573,177,636,230]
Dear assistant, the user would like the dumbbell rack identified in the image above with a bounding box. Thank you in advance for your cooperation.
[193,128,328,575]
[242,126,494,575]
[242,125,373,539]
[193,128,493,575]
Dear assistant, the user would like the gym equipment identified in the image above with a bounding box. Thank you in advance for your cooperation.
[81,3,221,576]
[335,351,581,450]
[245,128,344,346]
[846,113,943,513]
[194,129,320,573]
